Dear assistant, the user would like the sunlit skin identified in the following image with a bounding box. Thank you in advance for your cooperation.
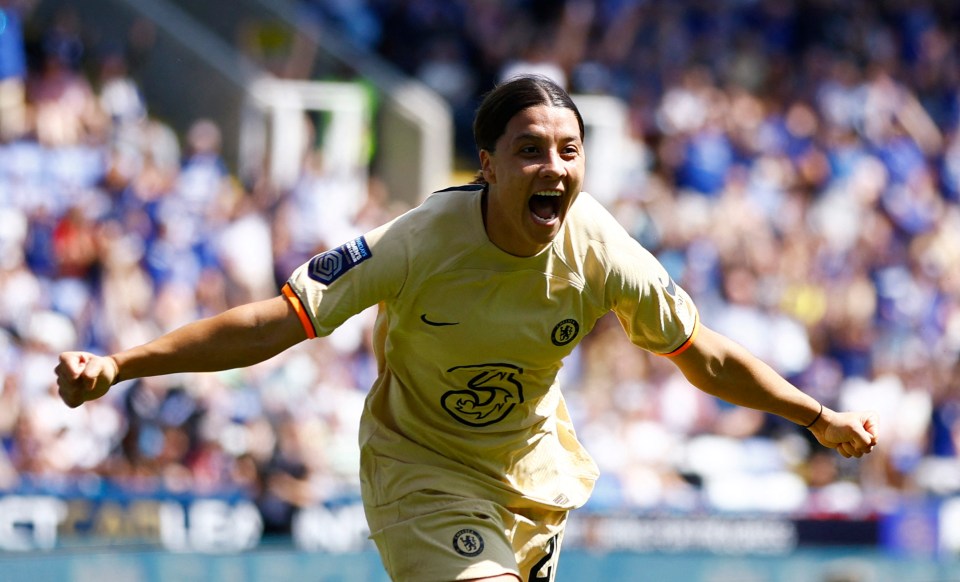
[480,104,585,257]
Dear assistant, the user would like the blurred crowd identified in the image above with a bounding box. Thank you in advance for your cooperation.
[1,0,959,537]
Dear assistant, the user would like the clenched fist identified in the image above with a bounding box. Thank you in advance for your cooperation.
[55,352,119,408]
[809,409,879,459]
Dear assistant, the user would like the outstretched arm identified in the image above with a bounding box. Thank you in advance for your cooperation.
[668,324,878,458]
[56,295,308,408]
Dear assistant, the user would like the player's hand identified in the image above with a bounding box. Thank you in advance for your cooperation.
[55,352,119,408]
[809,409,878,458]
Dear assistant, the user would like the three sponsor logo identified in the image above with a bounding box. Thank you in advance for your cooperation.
[434,318,580,427]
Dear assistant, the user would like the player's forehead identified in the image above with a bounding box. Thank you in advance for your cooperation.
[500,105,582,145]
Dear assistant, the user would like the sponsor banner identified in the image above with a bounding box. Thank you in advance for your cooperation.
[0,495,264,553]
[0,491,955,555]
[566,514,799,555]
[0,491,371,553]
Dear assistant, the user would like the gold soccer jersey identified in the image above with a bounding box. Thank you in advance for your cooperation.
[283,185,699,514]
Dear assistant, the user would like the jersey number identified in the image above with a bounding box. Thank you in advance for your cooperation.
[528,534,559,582]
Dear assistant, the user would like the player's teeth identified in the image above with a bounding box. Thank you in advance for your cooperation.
[538,191,562,197]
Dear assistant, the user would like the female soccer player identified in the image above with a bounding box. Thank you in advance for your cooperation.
[56,75,878,582]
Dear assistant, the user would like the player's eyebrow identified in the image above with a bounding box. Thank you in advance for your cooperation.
[510,131,580,145]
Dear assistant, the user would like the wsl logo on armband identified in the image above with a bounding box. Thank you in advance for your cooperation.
[307,236,371,284]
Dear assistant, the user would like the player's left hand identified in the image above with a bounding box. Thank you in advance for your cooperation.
[808,408,878,458]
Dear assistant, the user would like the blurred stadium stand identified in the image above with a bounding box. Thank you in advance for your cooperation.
[32,0,452,205]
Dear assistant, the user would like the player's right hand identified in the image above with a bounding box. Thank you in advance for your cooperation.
[55,352,119,408]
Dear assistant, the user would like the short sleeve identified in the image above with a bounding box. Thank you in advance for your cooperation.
[285,220,407,337]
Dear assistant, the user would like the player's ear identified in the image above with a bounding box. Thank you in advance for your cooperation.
[479,149,496,184]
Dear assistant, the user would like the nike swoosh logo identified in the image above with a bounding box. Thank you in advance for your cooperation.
[420,314,459,327]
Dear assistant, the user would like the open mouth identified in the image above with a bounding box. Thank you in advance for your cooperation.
[529,190,562,225]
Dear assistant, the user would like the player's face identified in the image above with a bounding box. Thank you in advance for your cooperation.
[480,104,585,257]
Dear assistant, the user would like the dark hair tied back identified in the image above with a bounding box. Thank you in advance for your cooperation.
[472,75,585,166]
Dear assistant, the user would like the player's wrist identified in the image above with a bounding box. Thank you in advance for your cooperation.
[105,355,122,386]
[801,402,824,430]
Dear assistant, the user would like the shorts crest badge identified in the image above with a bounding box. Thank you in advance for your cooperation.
[452,528,484,557]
